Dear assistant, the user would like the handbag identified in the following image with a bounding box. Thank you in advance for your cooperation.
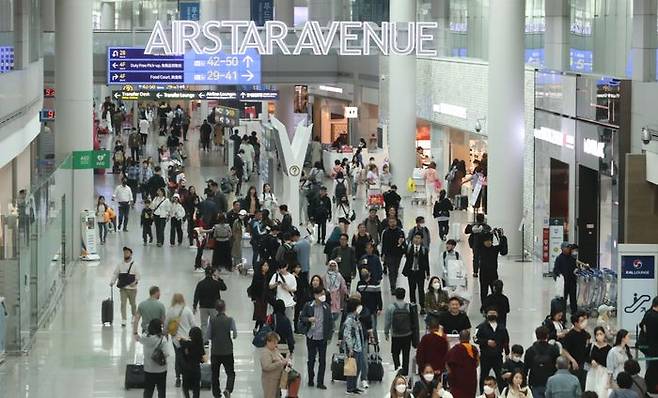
[151,337,167,366]
[344,356,357,377]
[206,237,216,250]
[167,307,185,336]
[116,262,135,289]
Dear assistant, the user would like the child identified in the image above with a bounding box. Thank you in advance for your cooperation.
[441,239,461,281]
[501,344,526,390]
[140,199,154,245]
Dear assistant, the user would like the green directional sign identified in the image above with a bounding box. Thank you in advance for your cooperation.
[72,150,111,169]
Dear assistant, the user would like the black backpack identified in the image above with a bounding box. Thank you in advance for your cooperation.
[335,180,347,199]
[220,177,232,194]
[391,303,412,336]
[531,344,554,382]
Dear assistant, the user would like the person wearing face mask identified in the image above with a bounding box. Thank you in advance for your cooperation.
[552,243,579,315]
[446,330,480,398]
[416,317,449,377]
[298,287,333,390]
[501,345,527,389]
[385,288,415,376]
[477,376,499,398]
[343,298,367,395]
[475,307,511,391]
[561,311,591,390]
[481,280,511,327]
[356,269,383,337]
[425,277,449,326]
[389,374,413,398]
[413,365,440,398]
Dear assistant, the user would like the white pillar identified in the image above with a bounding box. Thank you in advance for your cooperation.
[200,0,217,23]
[276,85,299,140]
[467,0,486,59]
[41,0,55,32]
[116,1,132,30]
[487,0,525,253]
[431,0,450,57]
[55,0,94,252]
[275,0,294,26]
[387,0,417,195]
[216,0,230,20]
[308,0,333,25]
[632,0,658,82]
[13,0,29,69]
[545,0,570,71]
[230,0,251,19]
[100,2,116,30]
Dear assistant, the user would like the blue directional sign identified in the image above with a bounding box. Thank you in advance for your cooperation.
[183,49,261,85]
[107,47,261,85]
[179,1,200,21]
[569,48,593,73]
[251,0,274,26]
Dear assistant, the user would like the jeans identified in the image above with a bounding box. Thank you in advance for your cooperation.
[391,335,412,375]
[346,350,365,392]
[144,371,167,398]
[154,216,167,245]
[187,214,195,245]
[131,147,140,161]
[142,222,153,243]
[119,288,137,321]
[170,218,183,245]
[307,338,328,385]
[531,385,546,398]
[479,357,503,392]
[438,221,449,240]
[407,272,426,309]
[182,367,200,398]
[98,222,108,243]
[195,247,204,269]
[384,255,402,290]
[211,354,235,396]
[118,202,130,230]
[174,344,183,378]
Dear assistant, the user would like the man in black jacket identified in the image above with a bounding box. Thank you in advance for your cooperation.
[146,166,166,200]
[315,187,332,244]
[465,213,491,277]
[299,287,334,389]
[478,231,508,301]
[230,129,242,159]
[381,217,406,291]
[642,297,658,393]
[383,185,401,212]
[552,242,578,314]
[524,326,560,398]
[476,306,510,391]
[401,233,430,315]
[192,267,227,344]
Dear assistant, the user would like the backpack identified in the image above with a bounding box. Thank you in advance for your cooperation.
[391,303,412,336]
[220,177,233,194]
[335,180,347,199]
[442,251,460,261]
[151,337,168,366]
[531,344,554,380]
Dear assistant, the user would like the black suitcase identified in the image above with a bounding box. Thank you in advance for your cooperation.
[367,344,384,382]
[331,352,347,382]
[124,364,145,389]
[102,288,113,325]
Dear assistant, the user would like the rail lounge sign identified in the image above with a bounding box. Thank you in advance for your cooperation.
[145,20,439,57]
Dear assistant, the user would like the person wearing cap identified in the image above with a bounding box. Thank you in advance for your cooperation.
[168,193,186,246]
[477,230,508,301]
[109,247,140,327]
[553,242,578,314]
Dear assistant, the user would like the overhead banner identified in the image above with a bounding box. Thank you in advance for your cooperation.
[112,89,238,101]
[251,0,273,26]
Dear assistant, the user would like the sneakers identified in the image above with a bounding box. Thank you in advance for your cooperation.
[346,391,361,395]
[317,384,327,390]
[361,380,369,389]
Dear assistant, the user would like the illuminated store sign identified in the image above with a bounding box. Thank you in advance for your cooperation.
[144,21,438,56]
[583,138,605,158]
[534,127,575,149]
[433,103,467,119]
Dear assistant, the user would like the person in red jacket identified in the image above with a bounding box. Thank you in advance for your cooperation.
[445,329,480,398]
[416,316,449,375]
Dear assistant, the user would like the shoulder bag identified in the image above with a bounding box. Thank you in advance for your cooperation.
[167,306,185,336]
[151,337,168,366]
[116,262,135,289]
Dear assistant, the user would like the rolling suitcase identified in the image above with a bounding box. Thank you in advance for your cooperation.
[454,195,468,210]
[449,222,461,242]
[330,351,347,382]
[367,343,384,382]
[102,288,113,325]
[200,363,212,389]
[125,348,145,389]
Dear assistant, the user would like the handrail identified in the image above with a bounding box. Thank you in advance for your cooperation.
[0,96,41,129]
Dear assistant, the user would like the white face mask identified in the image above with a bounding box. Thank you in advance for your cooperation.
[318,295,326,303]
[356,305,363,315]
[511,356,521,362]
[423,373,434,382]
[483,385,495,395]
[432,283,441,290]
[395,384,407,394]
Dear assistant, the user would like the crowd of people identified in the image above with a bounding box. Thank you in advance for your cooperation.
[97,100,658,398]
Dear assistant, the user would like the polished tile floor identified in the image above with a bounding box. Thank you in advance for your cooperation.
[0,130,559,397]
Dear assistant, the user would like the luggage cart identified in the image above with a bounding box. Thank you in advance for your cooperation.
[411,168,426,206]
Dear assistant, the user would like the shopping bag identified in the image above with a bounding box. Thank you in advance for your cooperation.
[407,178,416,193]
[344,357,357,377]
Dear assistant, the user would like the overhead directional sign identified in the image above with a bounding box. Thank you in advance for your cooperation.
[107,47,261,85]
[238,90,279,101]
[112,90,238,101]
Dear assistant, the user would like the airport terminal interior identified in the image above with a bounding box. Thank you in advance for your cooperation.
[2,0,658,397]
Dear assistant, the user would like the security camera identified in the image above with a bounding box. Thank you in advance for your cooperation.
[475,121,482,133]
[642,127,658,145]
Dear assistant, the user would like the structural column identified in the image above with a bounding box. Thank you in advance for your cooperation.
[487,0,525,253]
[230,0,251,19]
[13,0,29,69]
[100,2,116,30]
[387,0,417,195]
[308,0,333,25]
[431,0,450,57]
[275,85,300,140]
[545,0,570,71]
[275,0,294,26]
[55,0,94,250]
[632,0,658,82]
[216,0,230,19]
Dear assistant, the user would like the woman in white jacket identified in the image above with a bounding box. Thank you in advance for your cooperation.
[164,293,197,387]
[138,318,174,398]
[168,193,186,246]
[151,188,171,247]
[260,183,278,219]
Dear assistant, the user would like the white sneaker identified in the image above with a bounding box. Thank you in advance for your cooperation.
[189,245,197,249]
[361,380,369,389]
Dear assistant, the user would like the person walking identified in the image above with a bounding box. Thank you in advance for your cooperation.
[607,329,633,383]
[525,326,561,398]
[206,213,232,271]
[260,332,291,398]
[133,286,166,336]
[138,319,173,398]
[356,268,383,335]
[248,261,273,334]
[640,297,658,394]
[109,247,139,327]
[545,356,582,398]
[169,193,186,246]
[439,296,472,335]
[343,297,367,395]
[561,311,591,390]
[381,217,406,290]
[331,233,357,289]
[384,288,414,376]
[416,316,449,375]
[359,241,383,284]
[478,231,508,301]
[112,178,134,231]
[407,216,431,251]
[151,188,171,247]
[324,260,349,328]
[425,277,449,326]
[433,189,453,241]
[315,187,332,244]
[179,326,206,398]
[269,262,297,321]
[481,279,511,326]
[585,326,612,397]
[476,306,511,390]
[465,213,491,278]
[402,233,430,315]
[299,286,333,390]
[96,196,110,244]
[165,293,197,387]
[272,299,296,357]
[292,230,311,283]
[192,267,227,344]
[207,299,237,398]
[445,330,480,398]
[230,210,247,269]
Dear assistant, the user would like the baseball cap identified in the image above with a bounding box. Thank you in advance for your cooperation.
[122,246,133,253]
[238,210,247,216]
[560,242,570,249]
